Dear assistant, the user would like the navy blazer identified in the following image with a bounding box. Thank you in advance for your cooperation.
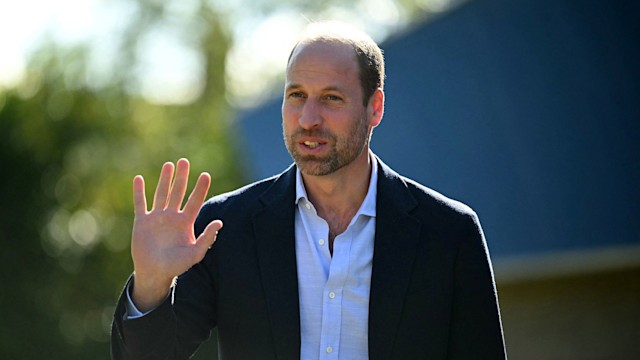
[111,157,506,359]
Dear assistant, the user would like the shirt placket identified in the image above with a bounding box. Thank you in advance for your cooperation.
[319,228,351,358]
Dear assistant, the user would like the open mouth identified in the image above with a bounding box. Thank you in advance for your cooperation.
[304,141,320,149]
[294,132,331,152]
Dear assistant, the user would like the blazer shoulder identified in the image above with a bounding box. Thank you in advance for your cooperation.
[378,160,476,220]
[397,175,486,249]
[402,175,476,219]
[376,155,475,218]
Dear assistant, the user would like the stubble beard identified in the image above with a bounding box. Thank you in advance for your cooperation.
[285,116,371,176]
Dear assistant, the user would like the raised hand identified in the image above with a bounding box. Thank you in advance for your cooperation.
[130,158,223,312]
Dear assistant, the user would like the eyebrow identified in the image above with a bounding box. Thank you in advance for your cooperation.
[285,83,344,93]
[284,83,302,92]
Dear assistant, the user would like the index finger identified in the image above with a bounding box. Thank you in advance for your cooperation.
[133,175,148,215]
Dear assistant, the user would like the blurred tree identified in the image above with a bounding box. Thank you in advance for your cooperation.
[0,1,239,358]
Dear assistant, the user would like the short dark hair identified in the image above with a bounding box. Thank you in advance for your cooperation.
[287,22,385,107]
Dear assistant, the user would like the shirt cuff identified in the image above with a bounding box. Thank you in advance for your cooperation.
[124,282,152,319]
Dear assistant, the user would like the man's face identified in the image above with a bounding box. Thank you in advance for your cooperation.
[282,41,372,176]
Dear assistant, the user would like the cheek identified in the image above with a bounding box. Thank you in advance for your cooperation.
[282,105,298,126]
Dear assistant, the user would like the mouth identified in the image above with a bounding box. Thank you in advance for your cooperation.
[303,141,320,149]
[297,137,328,149]
[291,131,333,153]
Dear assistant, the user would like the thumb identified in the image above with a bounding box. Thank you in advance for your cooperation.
[195,219,224,256]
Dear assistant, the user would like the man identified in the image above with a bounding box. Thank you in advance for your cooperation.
[112,22,506,359]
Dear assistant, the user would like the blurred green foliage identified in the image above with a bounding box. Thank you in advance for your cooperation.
[0,3,242,359]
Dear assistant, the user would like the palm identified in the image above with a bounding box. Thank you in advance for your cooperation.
[132,207,199,278]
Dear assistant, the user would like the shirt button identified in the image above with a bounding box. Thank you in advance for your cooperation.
[305,203,311,210]
[326,346,333,353]
[328,292,336,299]
[319,239,325,246]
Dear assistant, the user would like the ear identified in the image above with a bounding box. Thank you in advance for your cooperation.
[367,88,384,128]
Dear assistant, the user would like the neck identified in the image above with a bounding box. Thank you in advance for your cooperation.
[301,149,372,229]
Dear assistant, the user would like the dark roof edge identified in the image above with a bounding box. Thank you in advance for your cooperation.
[493,244,640,285]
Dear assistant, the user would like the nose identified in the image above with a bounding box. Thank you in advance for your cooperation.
[298,99,322,130]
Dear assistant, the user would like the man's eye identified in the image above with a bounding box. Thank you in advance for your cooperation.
[325,95,342,101]
[289,92,304,98]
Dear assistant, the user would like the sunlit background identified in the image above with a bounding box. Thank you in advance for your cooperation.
[0,0,455,105]
[1,0,637,359]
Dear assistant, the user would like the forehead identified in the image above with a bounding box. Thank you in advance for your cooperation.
[286,40,360,87]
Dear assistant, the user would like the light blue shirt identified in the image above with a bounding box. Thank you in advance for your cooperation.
[295,154,377,360]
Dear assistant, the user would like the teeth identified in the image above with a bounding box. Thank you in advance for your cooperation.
[304,141,319,149]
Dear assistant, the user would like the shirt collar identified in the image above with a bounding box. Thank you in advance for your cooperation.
[295,151,378,218]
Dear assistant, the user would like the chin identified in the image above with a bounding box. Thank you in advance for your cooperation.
[298,156,356,177]
[295,159,334,176]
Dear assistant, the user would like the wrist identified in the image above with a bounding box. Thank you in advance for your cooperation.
[131,273,175,312]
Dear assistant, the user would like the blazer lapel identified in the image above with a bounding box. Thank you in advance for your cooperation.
[368,159,421,360]
[252,166,301,360]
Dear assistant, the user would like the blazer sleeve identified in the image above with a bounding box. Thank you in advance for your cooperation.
[111,275,178,359]
[447,212,507,359]
[111,262,218,360]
